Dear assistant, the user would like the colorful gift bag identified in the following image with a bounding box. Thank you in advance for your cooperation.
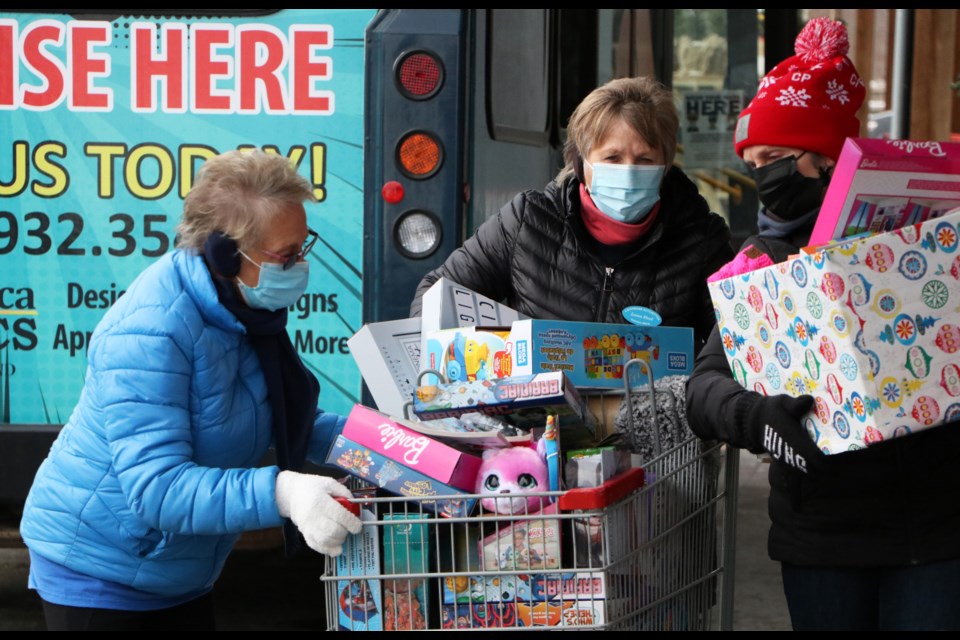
[709,210,960,454]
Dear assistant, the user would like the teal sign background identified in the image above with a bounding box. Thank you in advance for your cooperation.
[0,9,376,424]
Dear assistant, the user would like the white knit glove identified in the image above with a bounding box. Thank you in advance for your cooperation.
[275,471,363,556]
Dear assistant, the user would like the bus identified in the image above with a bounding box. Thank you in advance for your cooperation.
[1,8,954,513]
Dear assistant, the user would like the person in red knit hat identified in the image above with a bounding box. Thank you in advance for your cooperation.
[687,16,960,631]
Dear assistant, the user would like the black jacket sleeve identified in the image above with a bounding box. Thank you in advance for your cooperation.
[409,191,527,317]
[685,313,765,449]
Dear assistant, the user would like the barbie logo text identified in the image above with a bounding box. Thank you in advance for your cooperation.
[376,423,429,466]
[886,140,947,157]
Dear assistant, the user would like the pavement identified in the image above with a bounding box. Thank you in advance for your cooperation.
[0,449,790,631]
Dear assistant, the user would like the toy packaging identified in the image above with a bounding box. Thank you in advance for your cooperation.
[479,504,561,572]
[335,488,382,631]
[809,138,960,246]
[440,600,609,629]
[325,434,476,518]
[709,209,960,454]
[347,317,423,418]
[421,321,693,392]
[382,513,431,631]
[564,447,631,489]
[341,404,483,490]
[419,276,528,340]
[412,371,594,433]
[439,574,611,629]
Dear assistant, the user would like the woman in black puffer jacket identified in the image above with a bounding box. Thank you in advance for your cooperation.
[411,76,734,353]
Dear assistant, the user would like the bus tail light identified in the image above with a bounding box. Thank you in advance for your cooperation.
[397,131,443,178]
[396,51,443,99]
[395,211,441,258]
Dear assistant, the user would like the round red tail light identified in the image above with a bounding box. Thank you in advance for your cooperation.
[396,51,443,100]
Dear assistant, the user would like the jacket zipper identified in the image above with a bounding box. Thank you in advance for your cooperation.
[595,267,614,322]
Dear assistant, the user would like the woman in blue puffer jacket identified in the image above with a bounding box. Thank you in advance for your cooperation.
[19,150,361,630]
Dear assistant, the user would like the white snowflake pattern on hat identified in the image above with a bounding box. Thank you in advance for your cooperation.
[758,75,778,91]
[825,79,849,105]
[775,86,811,107]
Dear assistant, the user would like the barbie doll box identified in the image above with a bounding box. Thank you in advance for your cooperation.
[341,404,483,490]
[809,138,960,247]
[326,432,477,518]
[709,209,960,454]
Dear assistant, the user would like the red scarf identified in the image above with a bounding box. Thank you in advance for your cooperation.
[579,184,660,246]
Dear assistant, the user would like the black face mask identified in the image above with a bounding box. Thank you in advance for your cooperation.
[749,153,831,221]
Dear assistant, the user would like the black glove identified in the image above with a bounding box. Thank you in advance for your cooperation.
[745,394,823,474]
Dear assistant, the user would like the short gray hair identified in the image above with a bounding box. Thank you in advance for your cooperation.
[557,76,679,183]
[176,149,316,252]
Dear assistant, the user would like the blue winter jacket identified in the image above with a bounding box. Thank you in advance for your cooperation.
[20,249,343,597]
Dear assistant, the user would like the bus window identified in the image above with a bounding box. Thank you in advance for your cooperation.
[487,9,551,145]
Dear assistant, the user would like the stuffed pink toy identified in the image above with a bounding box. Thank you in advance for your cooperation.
[475,442,549,515]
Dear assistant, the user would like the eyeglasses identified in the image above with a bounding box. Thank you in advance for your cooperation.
[260,228,319,270]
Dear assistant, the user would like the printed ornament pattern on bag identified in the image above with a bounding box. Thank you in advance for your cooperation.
[709,211,960,454]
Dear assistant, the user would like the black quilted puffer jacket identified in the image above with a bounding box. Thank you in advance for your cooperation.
[410,169,735,352]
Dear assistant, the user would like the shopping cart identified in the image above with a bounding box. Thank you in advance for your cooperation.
[322,359,739,631]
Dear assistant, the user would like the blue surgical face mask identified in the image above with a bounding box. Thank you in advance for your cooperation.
[584,160,665,223]
[236,251,309,311]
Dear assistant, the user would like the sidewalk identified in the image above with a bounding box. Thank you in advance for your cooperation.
[731,449,791,630]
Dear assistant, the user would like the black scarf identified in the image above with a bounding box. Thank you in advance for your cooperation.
[207,262,319,555]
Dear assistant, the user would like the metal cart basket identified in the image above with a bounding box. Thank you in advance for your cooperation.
[322,361,739,631]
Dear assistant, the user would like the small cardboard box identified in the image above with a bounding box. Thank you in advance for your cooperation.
[479,504,561,572]
[326,434,476,518]
[382,513,431,631]
[335,492,382,631]
[341,404,483,490]
[412,371,592,430]
[709,210,960,454]
[810,138,960,246]
[421,321,693,391]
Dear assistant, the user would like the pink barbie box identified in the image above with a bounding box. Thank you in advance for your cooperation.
[809,138,960,247]
[341,404,483,490]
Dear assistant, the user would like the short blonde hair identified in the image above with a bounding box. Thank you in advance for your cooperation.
[557,76,679,183]
[176,149,316,252]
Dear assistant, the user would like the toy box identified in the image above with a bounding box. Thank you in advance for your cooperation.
[479,504,561,572]
[341,404,483,490]
[809,138,960,246]
[420,276,528,340]
[564,447,631,489]
[709,210,960,454]
[440,600,610,629]
[335,489,382,631]
[325,434,476,518]
[421,321,694,391]
[347,317,423,418]
[412,371,593,432]
[382,513,431,631]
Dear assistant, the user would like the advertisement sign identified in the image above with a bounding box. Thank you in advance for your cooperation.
[0,9,376,424]
[680,90,744,169]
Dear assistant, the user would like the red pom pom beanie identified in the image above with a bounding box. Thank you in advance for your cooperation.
[734,17,866,162]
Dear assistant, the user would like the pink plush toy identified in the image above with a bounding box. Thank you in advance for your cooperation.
[475,442,549,515]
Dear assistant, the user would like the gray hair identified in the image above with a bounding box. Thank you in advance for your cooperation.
[557,76,679,183]
[176,149,316,252]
